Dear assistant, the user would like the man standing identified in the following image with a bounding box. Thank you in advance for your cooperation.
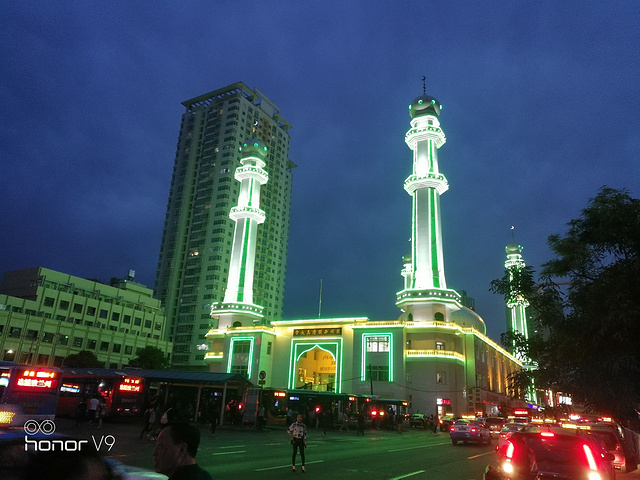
[153,422,212,480]
[87,395,100,425]
[287,414,307,473]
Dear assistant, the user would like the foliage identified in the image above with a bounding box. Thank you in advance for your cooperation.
[127,346,170,370]
[63,350,104,368]
[492,187,640,428]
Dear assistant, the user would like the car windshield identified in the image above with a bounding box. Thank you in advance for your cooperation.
[486,418,504,425]
[589,431,618,450]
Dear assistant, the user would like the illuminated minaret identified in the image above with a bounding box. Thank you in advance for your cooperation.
[211,139,269,328]
[505,242,530,360]
[396,84,462,321]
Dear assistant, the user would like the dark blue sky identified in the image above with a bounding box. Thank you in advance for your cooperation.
[1,2,638,341]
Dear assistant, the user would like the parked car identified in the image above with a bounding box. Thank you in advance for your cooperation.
[485,428,616,480]
[450,419,492,445]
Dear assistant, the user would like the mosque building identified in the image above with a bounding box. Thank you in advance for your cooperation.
[204,87,526,417]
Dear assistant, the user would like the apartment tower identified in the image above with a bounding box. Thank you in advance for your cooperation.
[155,82,294,369]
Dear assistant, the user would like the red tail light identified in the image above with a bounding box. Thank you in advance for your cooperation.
[471,427,477,433]
[583,444,598,471]
[449,426,455,432]
[541,431,555,437]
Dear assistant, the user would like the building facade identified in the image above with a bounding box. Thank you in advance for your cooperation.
[0,267,172,368]
[204,89,527,417]
[155,82,294,369]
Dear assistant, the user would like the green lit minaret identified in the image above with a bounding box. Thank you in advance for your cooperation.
[211,139,269,328]
[396,84,462,321]
[505,242,530,355]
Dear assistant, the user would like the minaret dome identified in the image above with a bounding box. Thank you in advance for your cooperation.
[409,94,442,118]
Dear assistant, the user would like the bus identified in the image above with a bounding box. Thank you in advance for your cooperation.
[0,361,62,428]
[56,370,145,418]
[242,388,408,428]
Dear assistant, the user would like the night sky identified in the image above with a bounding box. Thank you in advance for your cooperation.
[2,2,638,342]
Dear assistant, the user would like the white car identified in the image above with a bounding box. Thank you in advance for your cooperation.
[449,419,491,445]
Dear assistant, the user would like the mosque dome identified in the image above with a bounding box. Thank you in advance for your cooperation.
[409,94,442,119]
[239,138,268,158]
[451,307,486,336]
[505,244,523,255]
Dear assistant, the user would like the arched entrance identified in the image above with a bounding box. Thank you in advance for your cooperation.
[288,341,343,392]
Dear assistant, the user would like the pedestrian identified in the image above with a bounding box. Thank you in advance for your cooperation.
[140,405,156,439]
[75,397,87,426]
[87,395,100,425]
[340,411,349,431]
[153,422,212,480]
[396,413,404,434]
[287,414,307,473]
[96,397,106,429]
[257,404,266,431]
[356,411,365,436]
[209,401,220,436]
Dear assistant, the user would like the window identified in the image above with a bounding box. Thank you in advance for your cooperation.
[43,297,55,307]
[233,341,251,354]
[9,327,22,338]
[87,339,97,349]
[111,312,120,322]
[100,342,109,352]
[144,320,152,329]
[59,300,70,310]
[134,317,142,326]
[367,365,389,382]
[26,329,38,340]
[58,335,69,345]
[73,303,83,313]
[436,341,445,351]
[366,336,390,352]
[123,315,131,324]
[73,337,83,348]
[125,346,133,354]
[99,309,108,319]
[267,341,272,355]
[436,372,446,384]
[231,366,248,376]
[87,306,96,316]
[112,344,121,353]
[42,332,55,343]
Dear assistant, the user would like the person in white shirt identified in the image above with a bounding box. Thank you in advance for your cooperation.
[87,395,100,424]
[287,414,307,473]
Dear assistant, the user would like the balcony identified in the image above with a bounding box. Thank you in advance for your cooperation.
[405,349,464,362]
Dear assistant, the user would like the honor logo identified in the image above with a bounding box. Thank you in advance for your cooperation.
[23,419,115,452]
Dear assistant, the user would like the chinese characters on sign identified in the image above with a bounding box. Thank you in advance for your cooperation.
[293,328,342,336]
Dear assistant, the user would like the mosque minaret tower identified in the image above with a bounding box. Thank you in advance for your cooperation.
[211,139,269,329]
[396,84,463,322]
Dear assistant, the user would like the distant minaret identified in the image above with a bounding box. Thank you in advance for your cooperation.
[396,82,461,321]
[504,241,530,360]
[211,139,269,328]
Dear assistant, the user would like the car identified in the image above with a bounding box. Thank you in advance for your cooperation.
[439,415,455,432]
[484,428,616,480]
[409,413,425,428]
[450,419,492,445]
[587,423,638,473]
[485,417,506,437]
[496,423,527,451]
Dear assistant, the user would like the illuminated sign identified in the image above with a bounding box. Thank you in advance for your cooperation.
[274,391,286,397]
[294,328,342,336]
[119,378,143,393]
[513,409,529,416]
[61,384,81,394]
[16,370,58,390]
[437,398,451,405]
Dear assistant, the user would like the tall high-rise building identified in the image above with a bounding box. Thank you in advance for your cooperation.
[155,82,294,369]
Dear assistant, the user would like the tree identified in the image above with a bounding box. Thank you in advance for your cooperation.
[63,350,104,368]
[128,346,170,370]
[491,187,640,428]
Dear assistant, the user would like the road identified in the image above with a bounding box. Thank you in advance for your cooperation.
[56,418,496,479]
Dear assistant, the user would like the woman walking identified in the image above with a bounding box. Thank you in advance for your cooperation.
[287,414,307,473]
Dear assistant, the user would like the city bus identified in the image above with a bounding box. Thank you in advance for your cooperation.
[56,369,145,418]
[0,361,62,428]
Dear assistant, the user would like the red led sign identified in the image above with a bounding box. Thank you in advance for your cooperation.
[118,377,143,393]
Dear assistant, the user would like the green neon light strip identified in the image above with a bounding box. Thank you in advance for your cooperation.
[360,333,394,382]
[288,339,343,392]
[430,189,441,288]
[227,336,255,379]
[236,218,251,302]
[248,178,255,207]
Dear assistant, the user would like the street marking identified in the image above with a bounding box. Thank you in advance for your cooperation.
[218,444,246,449]
[467,451,494,459]
[255,460,325,471]
[389,470,426,479]
[212,450,246,455]
[388,441,450,452]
